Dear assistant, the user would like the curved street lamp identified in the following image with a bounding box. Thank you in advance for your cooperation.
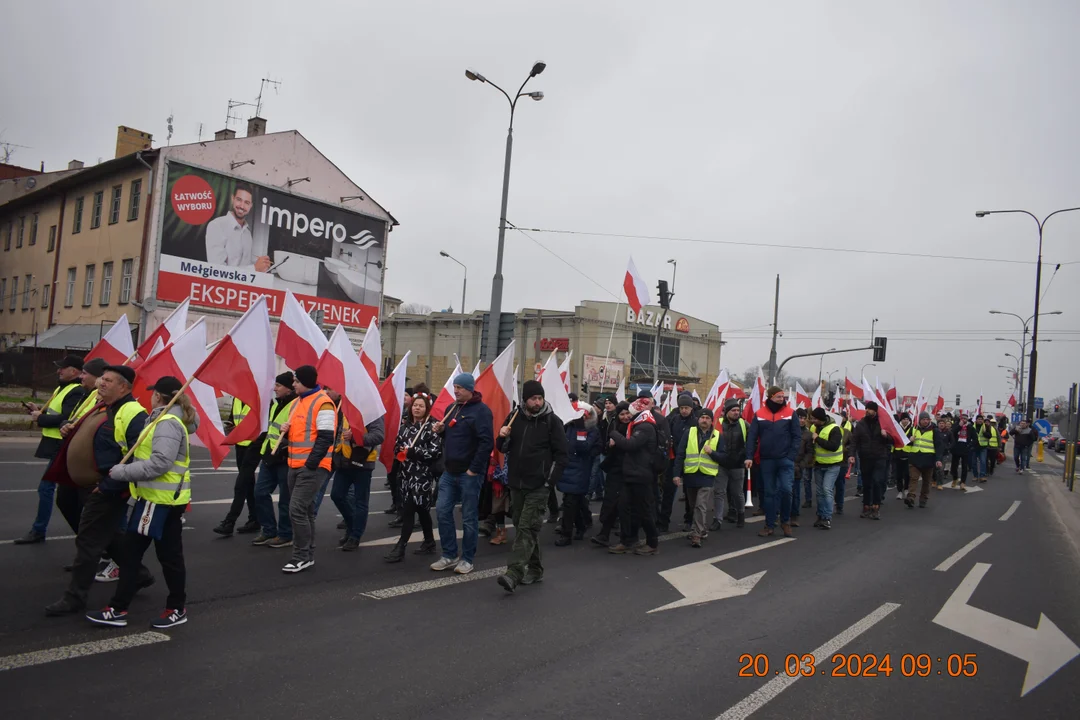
[439,251,467,363]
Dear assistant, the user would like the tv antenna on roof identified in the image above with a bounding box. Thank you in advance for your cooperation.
[225,99,255,130]
[255,78,282,118]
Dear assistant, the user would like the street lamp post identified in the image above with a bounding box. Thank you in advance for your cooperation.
[440,251,467,365]
[989,309,1062,415]
[861,362,876,380]
[818,348,836,385]
[977,206,1080,420]
[466,62,546,363]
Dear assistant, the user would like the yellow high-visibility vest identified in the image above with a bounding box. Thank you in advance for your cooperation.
[260,399,295,455]
[908,426,935,454]
[814,424,844,465]
[684,428,720,476]
[129,411,190,506]
[40,383,80,439]
[231,398,252,447]
[69,388,99,424]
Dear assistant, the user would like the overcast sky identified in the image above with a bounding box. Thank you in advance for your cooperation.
[3,0,1079,408]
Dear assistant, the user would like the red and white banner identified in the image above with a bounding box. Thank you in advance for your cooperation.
[275,290,328,370]
[85,315,136,366]
[137,298,189,363]
[703,368,730,413]
[378,353,410,472]
[431,360,463,421]
[359,317,381,382]
[557,351,573,394]
[1008,393,1017,407]
[742,370,766,424]
[316,324,386,433]
[623,256,651,314]
[862,378,910,449]
[845,377,864,401]
[541,351,583,422]
[475,340,517,447]
[795,381,811,410]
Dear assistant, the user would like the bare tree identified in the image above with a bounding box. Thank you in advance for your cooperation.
[398,302,433,315]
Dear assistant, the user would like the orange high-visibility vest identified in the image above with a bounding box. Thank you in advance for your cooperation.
[287,390,335,471]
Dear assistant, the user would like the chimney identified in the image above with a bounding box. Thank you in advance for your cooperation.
[246,116,267,138]
[214,128,236,141]
[115,125,153,158]
[68,160,84,170]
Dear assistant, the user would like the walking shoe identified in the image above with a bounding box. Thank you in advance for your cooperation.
[478,522,493,538]
[388,516,404,529]
[413,539,437,555]
[545,513,561,525]
[758,527,774,537]
[633,539,647,549]
[212,520,234,536]
[590,534,610,547]
[725,513,737,523]
[86,607,128,627]
[950,480,958,488]
[430,556,459,571]
[813,518,824,528]
[752,508,765,517]
[282,559,314,573]
[573,530,585,541]
[820,519,831,530]
[337,520,347,529]
[45,597,85,616]
[789,519,799,528]
[690,535,702,548]
[904,496,915,508]
[497,574,517,593]
[341,538,360,552]
[383,504,400,515]
[918,500,927,508]
[554,535,572,547]
[236,520,260,534]
[608,543,629,554]
[633,544,659,556]
[870,508,881,520]
[151,608,187,629]
[959,484,968,493]
[781,523,793,538]
[860,507,871,519]
[520,570,543,585]
[267,537,293,549]
[454,560,474,575]
[383,542,406,563]
[95,560,120,583]
[835,507,844,516]
[337,535,348,547]
[896,491,904,500]
[251,533,273,546]
[709,518,722,532]
[736,514,745,528]
[489,527,508,545]
[13,530,45,545]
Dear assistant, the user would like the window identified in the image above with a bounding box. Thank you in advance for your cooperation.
[128,179,142,221]
[119,259,133,304]
[16,217,24,248]
[65,268,76,307]
[3,221,10,250]
[99,262,113,305]
[83,264,95,306]
[630,332,680,375]
[109,185,122,225]
[41,282,49,309]
[29,214,38,246]
[9,276,18,311]
[22,274,31,310]
[47,225,56,253]
[91,191,103,229]
[657,336,680,375]
[73,197,84,233]
[0,278,6,311]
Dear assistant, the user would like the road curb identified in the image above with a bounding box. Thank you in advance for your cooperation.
[1032,456,1080,564]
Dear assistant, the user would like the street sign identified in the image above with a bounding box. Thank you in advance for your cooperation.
[1033,419,1052,437]
[1011,412,1021,424]
[1034,396,1044,409]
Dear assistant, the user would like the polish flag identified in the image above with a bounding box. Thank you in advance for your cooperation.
[651,380,663,405]
[1008,393,1017,407]
[885,380,898,412]
[540,349,583,422]
[471,360,482,379]
[623,256,651,314]
[133,318,229,467]
[728,383,747,400]
[811,383,823,410]
[976,393,984,416]
[276,290,328,370]
[535,351,557,382]
[863,378,910,449]
[876,378,894,414]
[474,340,517,446]
[378,353,411,472]
[512,365,521,406]
[742,370,766,424]
[913,379,926,419]
[85,315,135,366]
[132,338,165,410]
[137,298,189,363]
[850,398,867,422]
[845,377,864,401]
[192,297,276,445]
[316,324,386,432]
[787,387,796,410]
[692,390,701,405]
[558,351,573,394]
[615,376,627,404]
[359,317,382,383]
[430,360,463,421]
[795,381,811,410]
[934,392,945,415]
[703,368,730,413]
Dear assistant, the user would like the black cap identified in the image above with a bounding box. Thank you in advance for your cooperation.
[637,389,653,399]
[102,364,136,385]
[275,371,295,387]
[147,375,183,396]
[699,407,714,419]
[811,408,829,422]
[82,358,108,377]
[55,354,84,371]
[295,365,318,389]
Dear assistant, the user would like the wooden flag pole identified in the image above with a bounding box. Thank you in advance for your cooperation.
[119,376,197,465]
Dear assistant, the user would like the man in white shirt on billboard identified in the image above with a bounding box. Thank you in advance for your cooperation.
[205,184,271,273]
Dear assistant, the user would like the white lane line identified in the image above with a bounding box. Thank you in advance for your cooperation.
[1,527,195,546]
[716,602,900,720]
[999,501,1021,522]
[0,461,48,465]
[934,532,993,572]
[188,489,391,506]
[0,632,170,672]
[0,489,36,493]
[360,566,508,599]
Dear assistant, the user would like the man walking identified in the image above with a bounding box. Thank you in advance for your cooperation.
[905,411,943,508]
[672,408,721,548]
[54,357,108,536]
[251,373,297,547]
[1010,420,1035,473]
[810,408,844,531]
[212,397,261,536]
[662,393,697,532]
[281,365,336,574]
[327,386,385,551]
[745,387,802,538]
[792,408,814,525]
[950,414,972,490]
[431,373,494,575]
[496,381,568,592]
[849,401,891,520]
[712,399,747,530]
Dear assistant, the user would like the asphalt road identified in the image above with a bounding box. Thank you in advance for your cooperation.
[0,435,1078,720]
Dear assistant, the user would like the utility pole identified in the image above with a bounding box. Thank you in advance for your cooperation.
[767,274,780,384]
[652,261,676,384]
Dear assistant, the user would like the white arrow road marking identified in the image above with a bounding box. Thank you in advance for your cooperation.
[648,538,794,613]
[932,562,1080,697]
[940,483,983,493]
[0,632,170,672]
[716,602,900,720]
[934,533,992,572]
[999,500,1021,521]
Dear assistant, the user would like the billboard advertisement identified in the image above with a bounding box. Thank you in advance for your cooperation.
[156,162,386,328]
[583,354,625,390]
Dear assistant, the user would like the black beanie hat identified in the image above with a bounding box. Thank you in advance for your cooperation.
[276,371,295,387]
[637,388,653,399]
[699,407,714,419]
[677,394,694,408]
[522,379,544,401]
[723,398,741,413]
[811,408,829,422]
[294,365,318,389]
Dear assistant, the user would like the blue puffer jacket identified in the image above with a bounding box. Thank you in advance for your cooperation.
[557,421,599,494]
[440,392,494,476]
[745,401,802,462]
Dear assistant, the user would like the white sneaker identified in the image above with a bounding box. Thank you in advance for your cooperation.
[896,491,904,500]
[430,556,459,572]
[454,560,474,575]
[95,560,119,583]
[281,559,314,574]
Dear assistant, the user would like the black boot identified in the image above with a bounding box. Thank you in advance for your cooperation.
[384,541,406,563]
[236,519,260,534]
[736,513,745,528]
[213,520,235,536]
[413,539,437,555]
[388,514,404,528]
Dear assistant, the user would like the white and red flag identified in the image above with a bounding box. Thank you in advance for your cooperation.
[275,290,328,370]
[795,381,811,410]
[845,377,864,401]
[359,317,382,383]
[623,256,651,314]
[85,314,135,366]
[513,365,521,406]
[540,350,584,422]
[192,296,276,446]
[788,388,796,410]
[742,370,766,424]
[650,379,663,405]
[431,359,463,421]
[474,340,517,446]
[133,318,230,467]
[862,378,909,449]
[976,393,984,416]
[615,376,627,404]
[378,353,411,472]
[136,298,189,363]
[557,351,573,394]
[913,379,926,418]
[703,368,730,413]
[811,383,823,410]
[885,380,898,413]
[316,324,386,433]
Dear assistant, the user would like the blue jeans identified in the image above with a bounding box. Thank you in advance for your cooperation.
[32,479,57,535]
[973,448,987,478]
[815,464,841,520]
[760,457,795,528]
[589,456,606,498]
[792,472,806,514]
[313,470,334,516]
[436,471,483,563]
[255,462,291,540]
[1015,445,1032,470]
[331,466,372,540]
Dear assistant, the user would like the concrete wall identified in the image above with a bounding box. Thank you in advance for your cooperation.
[0,194,64,337]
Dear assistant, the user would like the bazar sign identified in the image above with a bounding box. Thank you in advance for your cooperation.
[538,337,570,352]
[627,307,690,332]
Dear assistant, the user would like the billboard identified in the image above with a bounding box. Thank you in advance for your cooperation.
[583,354,625,390]
[156,162,386,328]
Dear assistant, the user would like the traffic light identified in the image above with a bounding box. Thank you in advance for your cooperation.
[995,400,1001,409]
[872,336,887,362]
[956,395,961,406]
[657,280,672,309]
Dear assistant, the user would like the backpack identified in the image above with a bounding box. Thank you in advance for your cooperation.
[652,414,671,474]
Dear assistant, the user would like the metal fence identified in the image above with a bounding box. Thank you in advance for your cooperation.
[0,348,70,395]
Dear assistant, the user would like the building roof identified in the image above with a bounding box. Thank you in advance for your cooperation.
[0,152,157,213]
[0,162,40,180]
[16,324,114,351]
[0,167,86,206]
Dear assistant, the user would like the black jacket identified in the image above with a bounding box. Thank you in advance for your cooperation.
[715,417,748,469]
[908,422,945,469]
[35,380,88,460]
[850,414,893,461]
[666,409,698,465]
[653,411,672,470]
[610,417,657,484]
[812,422,844,465]
[94,394,148,494]
[1011,426,1036,450]
[496,402,569,490]
[601,419,629,481]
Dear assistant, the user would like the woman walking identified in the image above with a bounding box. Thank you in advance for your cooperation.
[384,391,442,562]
